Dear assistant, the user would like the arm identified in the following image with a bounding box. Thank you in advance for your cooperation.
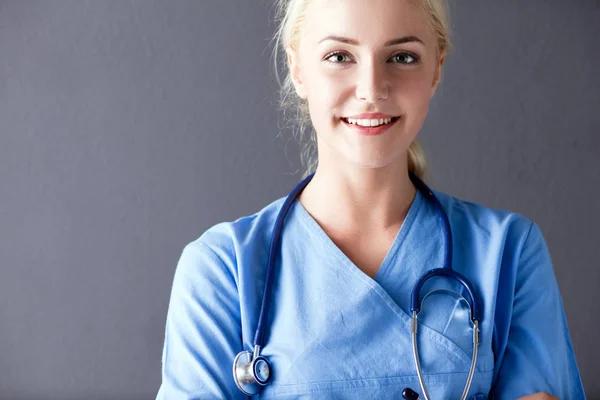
[490,222,585,399]
[156,241,248,399]
[519,394,559,400]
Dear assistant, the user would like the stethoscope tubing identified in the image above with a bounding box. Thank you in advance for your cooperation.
[235,172,483,398]
[253,173,313,349]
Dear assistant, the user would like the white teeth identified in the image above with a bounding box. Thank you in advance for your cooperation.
[345,117,394,127]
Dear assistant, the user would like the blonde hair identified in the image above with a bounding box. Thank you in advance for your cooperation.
[271,0,451,179]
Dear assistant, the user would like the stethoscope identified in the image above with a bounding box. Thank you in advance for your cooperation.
[233,172,482,400]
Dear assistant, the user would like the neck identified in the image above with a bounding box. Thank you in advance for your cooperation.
[298,156,417,233]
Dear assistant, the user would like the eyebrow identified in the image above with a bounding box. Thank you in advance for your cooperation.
[317,35,424,46]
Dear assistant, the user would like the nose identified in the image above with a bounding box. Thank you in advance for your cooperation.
[355,58,389,103]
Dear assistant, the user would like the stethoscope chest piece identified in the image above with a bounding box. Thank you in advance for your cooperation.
[233,349,272,396]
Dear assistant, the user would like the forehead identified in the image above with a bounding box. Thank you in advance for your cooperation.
[302,0,434,47]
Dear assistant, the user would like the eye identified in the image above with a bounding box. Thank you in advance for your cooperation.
[324,51,352,64]
[390,52,419,64]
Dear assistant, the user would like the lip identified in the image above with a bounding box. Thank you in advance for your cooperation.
[341,116,400,136]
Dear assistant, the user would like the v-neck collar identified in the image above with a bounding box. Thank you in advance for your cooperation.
[292,189,424,284]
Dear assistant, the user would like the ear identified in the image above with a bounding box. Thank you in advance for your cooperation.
[430,49,446,98]
[286,46,307,99]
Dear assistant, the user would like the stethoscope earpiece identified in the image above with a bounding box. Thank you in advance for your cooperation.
[233,349,272,396]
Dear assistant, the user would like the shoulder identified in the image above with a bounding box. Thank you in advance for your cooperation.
[431,189,536,253]
[176,196,287,278]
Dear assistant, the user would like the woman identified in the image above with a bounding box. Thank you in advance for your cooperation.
[157,0,585,398]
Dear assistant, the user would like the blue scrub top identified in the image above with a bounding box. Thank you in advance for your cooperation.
[156,188,585,399]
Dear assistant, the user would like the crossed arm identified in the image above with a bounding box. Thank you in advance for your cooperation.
[519,393,558,400]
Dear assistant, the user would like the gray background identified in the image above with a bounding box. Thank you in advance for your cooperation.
[0,0,598,398]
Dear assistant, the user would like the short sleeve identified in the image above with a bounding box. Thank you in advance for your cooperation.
[156,241,248,399]
[491,222,585,399]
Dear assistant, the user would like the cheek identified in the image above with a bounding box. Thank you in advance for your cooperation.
[393,74,433,112]
[306,69,350,121]
[394,71,431,94]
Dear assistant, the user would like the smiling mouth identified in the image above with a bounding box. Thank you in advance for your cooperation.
[341,116,400,127]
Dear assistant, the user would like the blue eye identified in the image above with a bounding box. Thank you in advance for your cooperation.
[390,52,419,64]
[325,52,352,64]
[324,51,419,65]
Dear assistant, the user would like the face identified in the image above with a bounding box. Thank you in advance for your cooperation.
[287,0,445,170]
